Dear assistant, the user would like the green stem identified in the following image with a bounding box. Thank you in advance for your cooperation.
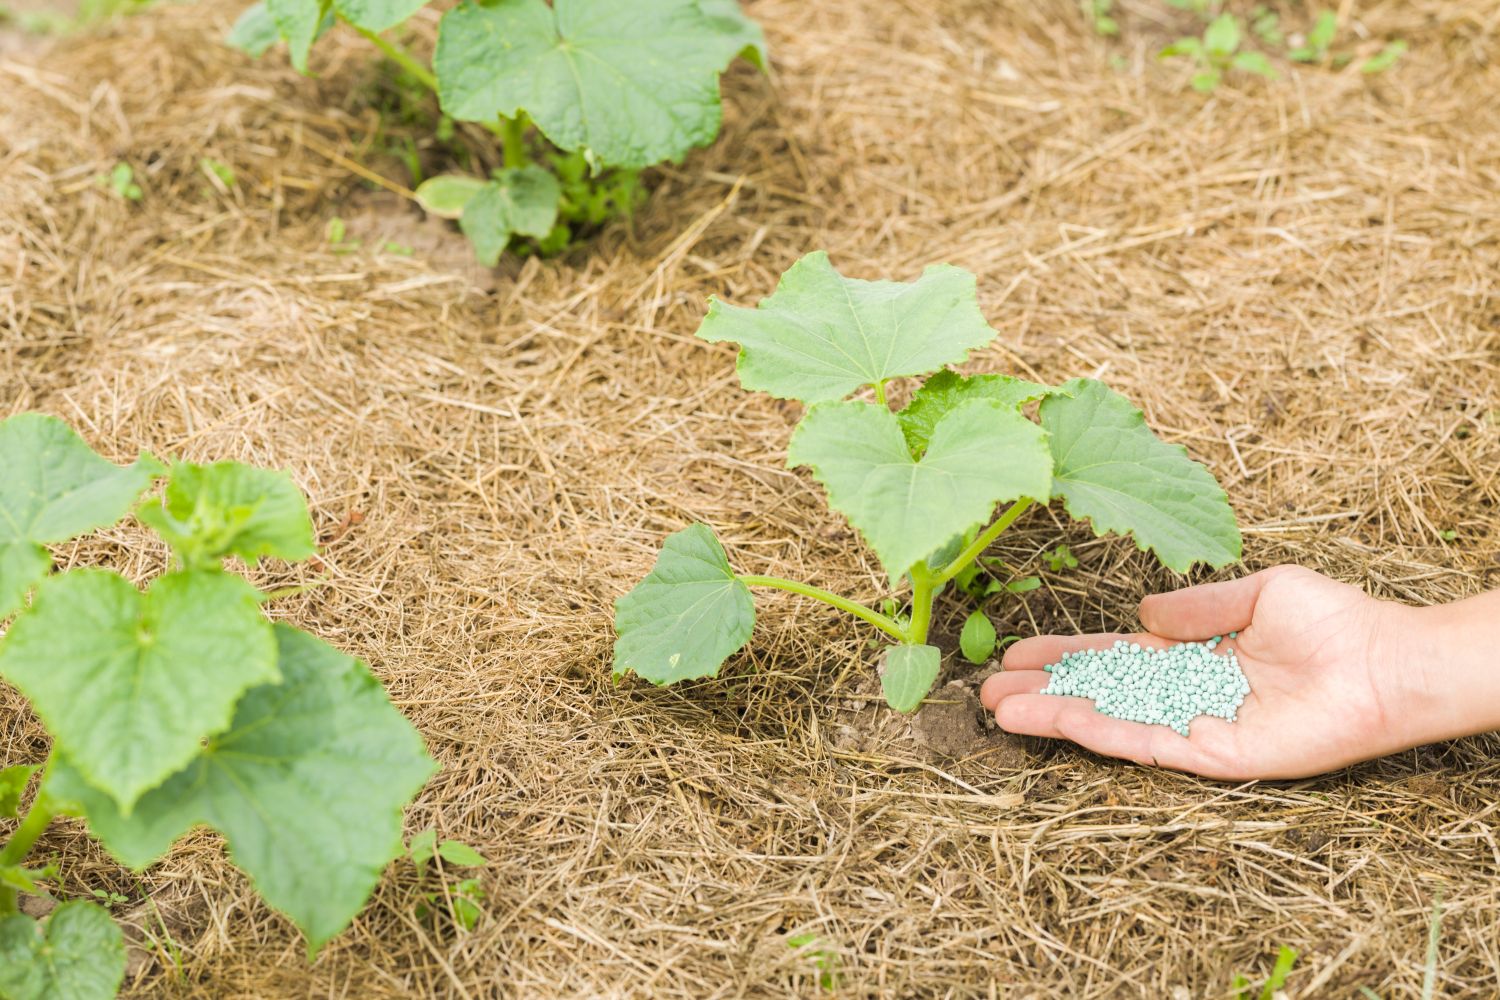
[738,575,907,642]
[873,380,888,407]
[932,498,1035,587]
[349,21,438,94]
[500,113,530,169]
[905,562,936,645]
[0,760,56,916]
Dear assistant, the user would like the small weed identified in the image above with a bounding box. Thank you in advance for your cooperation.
[99,162,142,202]
[1081,0,1118,37]
[1231,944,1298,1000]
[1288,10,1338,62]
[89,888,129,909]
[786,932,840,991]
[1160,13,1277,92]
[326,216,361,253]
[408,829,488,933]
[1045,544,1079,571]
[199,157,237,190]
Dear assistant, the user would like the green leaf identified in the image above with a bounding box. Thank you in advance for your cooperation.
[335,0,426,32]
[697,252,996,405]
[435,0,757,169]
[1005,575,1041,594]
[0,902,125,1000]
[786,400,1053,582]
[459,165,561,267]
[1159,37,1202,58]
[1040,380,1241,573]
[407,827,437,866]
[1204,14,1241,58]
[0,542,49,620]
[879,644,940,712]
[264,0,328,73]
[1191,69,1221,92]
[0,415,161,581]
[48,625,436,957]
[0,864,54,896]
[136,461,316,568]
[1361,39,1406,73]
[959,611,996,665]
[897,370,1063,456]
[437,840,486,867]
[695,0,766,69]
[227,2,281,57]
[0,569,278,814]
[612,524,755,684]
[1307,10,1338,51]
[0,764,37,818]
[1231,50,1277,77]
[414,174,488,220]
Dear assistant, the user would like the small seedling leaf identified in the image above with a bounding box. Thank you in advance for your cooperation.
[1203,14,1241,58]
[437,841,487,867]
[0,413,162,615]
[1231,50,1277,78]
[227,1,281,57]
[787,399,1053,582]
[0,901,125,1000]
[435,0,757,169]
[0,764,37,819]
[137,461,317,569]
[879,644,940,712]
[0,569,279,814]
[48,625,437,957]
[414,174,488,220]
[1005,576,1041,594]
[897,370,1063,456]
[408,828,437,866]
[459,165,561,266]
[1040,380,1241,572]
[959,611,996,665]
[613,524,755,684]
[698,251,996,405]
[1361,40,1406,73]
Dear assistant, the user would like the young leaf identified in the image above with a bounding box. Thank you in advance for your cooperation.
[414,174,488,220]
[697,252,996,405]
[1361,40,1406,74]
[227,1,281,57]
[0,413,162,615]
[459,165,561,267]
[47,625,437,958]
[1159,37,1203,58]
[897,370,1062,456]
[0,764,37,818]
[437,840,486,867]
[1203,14,1241,59]
[435,0,758,169]
[879,644,940,712]
[959,611,996,665]
[1004,576,1041,594]
[612,524,755,684]
[1040,380,1241,572]
[407,827,437,866]
[786,400,1053,582]
[264,0,331,73]
[0,901,125,1000]
[1232,50,1277,78]
[0,568,279,814]
[137,461,317,568]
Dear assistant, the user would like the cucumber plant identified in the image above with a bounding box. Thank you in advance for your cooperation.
[229,0,764,265]
[0,414,435,1000]
[611,253,1242,713]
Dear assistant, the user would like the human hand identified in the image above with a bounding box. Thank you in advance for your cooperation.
[979,565,1474,780]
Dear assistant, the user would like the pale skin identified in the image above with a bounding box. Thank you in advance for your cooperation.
[979,565,1500,780]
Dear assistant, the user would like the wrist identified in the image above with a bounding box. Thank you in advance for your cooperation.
[1387,595,1500,744]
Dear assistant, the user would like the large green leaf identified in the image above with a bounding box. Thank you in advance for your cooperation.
[897,370,1062,457]
[435,0,758,169]
[263,0,423,70]
[879,644,940,713]
[227,1,281,57]
[696,0,766,69]
[458,165,561,267]
[0,414,162,615]
[613,524,754,685]
[336,0,427,32]
[136,461,316,569]
[0,902,125,1000]
[1040,379,1241,572]
[48,625,436,957]
[0,569,278,814]
[786,400,1053,581]
[697,252,997,405]
[0,764,37,819]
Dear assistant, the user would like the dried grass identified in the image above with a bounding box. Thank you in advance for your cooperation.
[1,0,1499,995]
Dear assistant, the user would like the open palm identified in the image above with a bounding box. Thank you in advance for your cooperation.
[979,566,1426,780]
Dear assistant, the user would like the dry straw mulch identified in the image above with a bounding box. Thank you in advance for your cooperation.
[2,0,1499,996]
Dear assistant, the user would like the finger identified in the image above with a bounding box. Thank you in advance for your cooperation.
[993,694,1217,774]
[1000,632,1173,672]
[1139,565,1299,640]
[978,669,1048,710]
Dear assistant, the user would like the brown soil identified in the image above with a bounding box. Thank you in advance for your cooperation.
[2,0,1499,996]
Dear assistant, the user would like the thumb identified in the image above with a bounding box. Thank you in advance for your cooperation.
[1138,566,1297,640]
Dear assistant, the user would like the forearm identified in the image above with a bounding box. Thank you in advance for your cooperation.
[1398,591,1500,743]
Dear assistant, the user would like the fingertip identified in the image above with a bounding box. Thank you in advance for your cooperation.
[979,671,1005,710]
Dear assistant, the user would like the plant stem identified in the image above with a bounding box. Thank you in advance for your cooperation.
[500,113,530,169]
[905,562,936,645]
[873,380,888,407]
[349,21,438,94]
[0,761,55,916]
[738,575,907,642]
[932,498,1035,587]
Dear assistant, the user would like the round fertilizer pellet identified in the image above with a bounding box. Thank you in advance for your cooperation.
[1039,638,1251,736]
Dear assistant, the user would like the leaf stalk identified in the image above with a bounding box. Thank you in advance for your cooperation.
[0,759,56,915]
[737,575,907,642]
[932,498,1034,587]
[349,21,438,93]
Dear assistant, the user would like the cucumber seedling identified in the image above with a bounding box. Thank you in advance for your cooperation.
[611,252,1241,713]
[229,0,764,265]
[0,414,435,999]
